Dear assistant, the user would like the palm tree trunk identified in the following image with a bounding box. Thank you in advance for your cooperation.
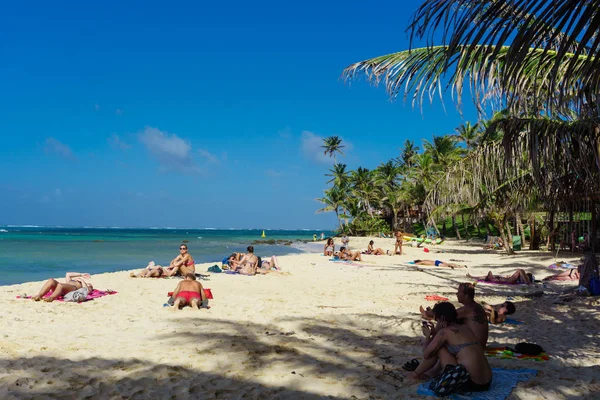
[460,213,469,239]
[516,212,526,247]
[452,214,462,240]
[497,215,514,255]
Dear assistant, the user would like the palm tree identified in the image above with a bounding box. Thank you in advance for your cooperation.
[322,136,345,163]
[452,122,480,150]
[374,160,399,190]
[398,140,419,169]
[341,2,600,193]
[423,135,464,169]
[316,187,345,230]
[325,163,350,188]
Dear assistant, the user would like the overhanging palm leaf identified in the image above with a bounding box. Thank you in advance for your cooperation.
[342,45,596,116]
[407,0,600,115]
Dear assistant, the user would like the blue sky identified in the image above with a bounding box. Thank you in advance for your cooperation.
[0,0,478,229]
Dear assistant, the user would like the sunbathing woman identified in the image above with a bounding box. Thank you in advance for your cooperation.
[543,268,580,282]
[323,238,335,256]
[415,259,466,269]
[338,246,362,261]
[467,269,533,284]
[130,244,195,278]
[365,240,384,255]
[32,272,93,302]
[407,302,492,395]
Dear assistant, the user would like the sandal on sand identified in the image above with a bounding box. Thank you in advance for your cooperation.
[402,358,420,371]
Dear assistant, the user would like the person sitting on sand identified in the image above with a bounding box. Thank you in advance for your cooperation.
[467,269,533,284]
[338,246,362,261]
[323,238,335,256]
[341,235,350,249]
[365,240,385,255]
[130,244,195,278]
[419,283,488,346]
[32,272,93,302]
[407,302,492,395]
[481,301,516,324]
[393,231,403,255]
[414,259,466,269]
[171,273,208,310]
[230,246,259,275]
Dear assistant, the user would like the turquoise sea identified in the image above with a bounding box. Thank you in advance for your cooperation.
[0,227,333,286]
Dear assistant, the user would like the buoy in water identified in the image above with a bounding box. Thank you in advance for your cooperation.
[261,230,266,238]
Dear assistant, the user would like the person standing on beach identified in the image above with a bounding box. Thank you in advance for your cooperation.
[171,273,207,310]
[393,231,403,255]
[341,235,350,249]
[320,232,325,240]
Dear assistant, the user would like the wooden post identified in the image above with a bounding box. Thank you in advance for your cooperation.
[592,200,597,253]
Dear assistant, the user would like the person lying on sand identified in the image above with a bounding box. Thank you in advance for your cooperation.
[481,301,516,324]
[323,238,335,256]
[32,272,93,302]
[258,255,281,272]
[467,269,533,284]
[171,273,208,310]
[406,302,492,395]
[338,246,362,261]
[543,268,580,282]
[130,244,195,278]
[419,283,488,346]
[414,259,466,269]
[364,240,384,255]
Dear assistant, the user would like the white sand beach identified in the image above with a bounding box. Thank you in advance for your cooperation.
[1,237,599,399]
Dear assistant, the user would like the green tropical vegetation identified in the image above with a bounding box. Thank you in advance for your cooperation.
[318,1,600,254]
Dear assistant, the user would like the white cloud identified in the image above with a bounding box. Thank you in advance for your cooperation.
[278,127,292,139]
[265,169,284,177]
[139,127,200,174]
[41,188,63,204]
[108,134,131,151]
[198,148,220,164]
[43,137,76,160]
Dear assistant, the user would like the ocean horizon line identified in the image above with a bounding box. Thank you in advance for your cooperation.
[2,225,333,231]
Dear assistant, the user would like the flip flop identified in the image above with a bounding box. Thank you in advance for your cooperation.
[402,358,420,371]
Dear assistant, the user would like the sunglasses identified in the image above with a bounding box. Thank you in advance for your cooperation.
[180,247,187,250]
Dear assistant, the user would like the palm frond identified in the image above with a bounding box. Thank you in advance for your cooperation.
[406,0,600,115]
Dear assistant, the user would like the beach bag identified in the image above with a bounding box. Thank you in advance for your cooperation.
[63,287,89,303]
[428,364,470,396]
[589,276,600,296]
[208,265,222,273]
[512,342,544,356]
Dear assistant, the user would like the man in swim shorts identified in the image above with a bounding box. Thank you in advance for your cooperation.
[171,273,207,310]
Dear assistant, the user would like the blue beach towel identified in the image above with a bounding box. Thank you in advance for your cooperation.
[504,318,524,325]
[417,368,537,399]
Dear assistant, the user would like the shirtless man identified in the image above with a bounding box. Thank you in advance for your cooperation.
[171,273,207,310]
[32,272,93,302]
[393,231,403,255]
[420,283,488,346]
[482,301,516,324]
[467,269,533,285]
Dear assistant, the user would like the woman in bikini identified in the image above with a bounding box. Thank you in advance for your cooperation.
[339,246,362,261]
[407,302,492,395]
[393,231,403,255]
[365,240,384,255]
[543,268,580,281]
[415,259,466,269]
[32,272,93,302]
[323,238,335,256]
[130,244,195,278]
[467,269,533,284]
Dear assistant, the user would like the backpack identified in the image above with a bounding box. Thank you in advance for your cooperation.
[589,276,600,296]
[512,342,544,356]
